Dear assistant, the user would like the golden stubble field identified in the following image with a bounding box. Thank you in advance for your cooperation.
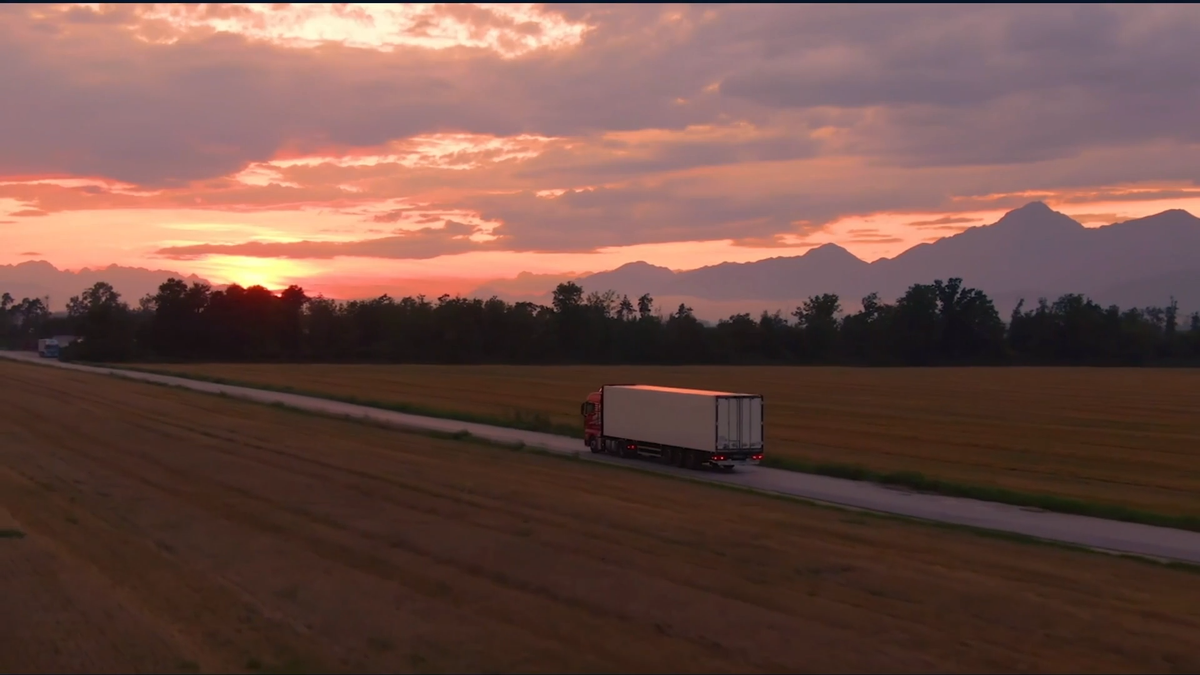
[146,363,1200,518]
[3,360,1200,673]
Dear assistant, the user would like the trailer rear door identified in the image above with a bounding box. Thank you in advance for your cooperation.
[716,396,764,451]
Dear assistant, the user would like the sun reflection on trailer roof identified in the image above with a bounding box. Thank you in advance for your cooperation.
[610,384,759,398]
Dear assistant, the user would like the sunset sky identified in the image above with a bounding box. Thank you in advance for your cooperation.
[2,3,1200,299]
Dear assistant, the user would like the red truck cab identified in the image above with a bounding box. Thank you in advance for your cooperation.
[581,389,603,450]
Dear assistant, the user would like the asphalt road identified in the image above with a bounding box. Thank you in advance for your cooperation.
[5,349,1200,565]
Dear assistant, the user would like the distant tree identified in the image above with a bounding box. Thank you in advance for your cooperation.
[664,302,708,363]
[636,293,654,319]
[617,295,635,321]
[793,293,841,362]
[65,282,136,361]
[0,292,13,346]
[932,278,1005,362]
[715,313,761,362]
[891,282,942,365]
[551,282,584,314]
[2,296,49,349]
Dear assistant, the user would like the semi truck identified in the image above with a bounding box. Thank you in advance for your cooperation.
[37,338,60,358]
[581,384,764,471]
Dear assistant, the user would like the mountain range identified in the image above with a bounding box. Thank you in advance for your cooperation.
[0,261,210,312]
[4,202,1198,320]
[472,202,1200,320]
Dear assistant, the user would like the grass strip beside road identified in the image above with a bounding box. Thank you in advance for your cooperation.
[100,362,581,437]
[89,361,1200,535]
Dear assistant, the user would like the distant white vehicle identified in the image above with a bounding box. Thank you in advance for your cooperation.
[37,338,60,358]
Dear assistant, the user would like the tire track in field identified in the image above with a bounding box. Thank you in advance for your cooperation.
[0,467,316,674]
[0,481,195,674]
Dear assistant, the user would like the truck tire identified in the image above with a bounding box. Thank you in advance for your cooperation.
[589,437,602,454]
[683,450,700,470]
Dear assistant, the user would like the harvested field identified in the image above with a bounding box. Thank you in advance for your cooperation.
[2,362,1200,673]
[133,363,1200,520]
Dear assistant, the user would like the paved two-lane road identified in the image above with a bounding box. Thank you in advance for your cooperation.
[5,350,1200,564]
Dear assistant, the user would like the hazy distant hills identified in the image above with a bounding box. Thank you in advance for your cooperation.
[475,202,1200,319]
[0,260,209,312]
[5,201,1198,320]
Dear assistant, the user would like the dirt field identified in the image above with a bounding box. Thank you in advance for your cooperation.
[3,362,1200,673]
[139,363,1200,519]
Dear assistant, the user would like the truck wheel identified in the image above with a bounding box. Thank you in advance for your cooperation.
[683,450,699,470]
[589,437,602,454]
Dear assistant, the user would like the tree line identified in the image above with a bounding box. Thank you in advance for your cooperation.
[2,277,1199,366]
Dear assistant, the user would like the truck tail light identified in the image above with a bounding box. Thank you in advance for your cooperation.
[751,453,763,461]
[626,443,636,450]
[713,455,726,461]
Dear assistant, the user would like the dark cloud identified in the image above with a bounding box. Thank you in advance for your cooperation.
[1056,188,1200,204]
[154,220,489,260]
[907,216,980,228]
[917,224,975,232]
[458,185,830,252]
[10,209,49,217]
[372,209,414,224]
[516,133,819,181]
[18,251,41,256]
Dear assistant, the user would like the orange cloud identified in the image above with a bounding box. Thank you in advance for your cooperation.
[1069,212,1123,225]
[155,220,495,261]
[127,3,590,56]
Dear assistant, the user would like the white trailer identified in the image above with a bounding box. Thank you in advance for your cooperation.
[36,338,60,358]
[587,384,764,471]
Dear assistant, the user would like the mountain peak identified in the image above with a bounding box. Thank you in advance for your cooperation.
[804,243,859,259]
[1133,208,1200,225]
[990,201,1083,233]
[1014,201,1054,213]
[614,260,672,272]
